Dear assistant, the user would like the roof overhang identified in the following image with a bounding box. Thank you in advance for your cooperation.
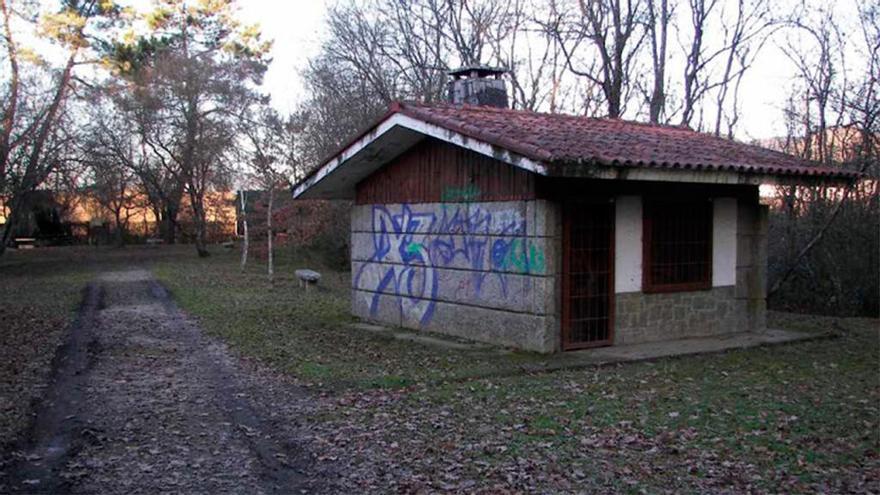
[293,106,858,199]
[545,161,855,187]
[292,112,546,199]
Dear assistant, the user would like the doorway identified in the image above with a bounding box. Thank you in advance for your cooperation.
[561,201,615,350]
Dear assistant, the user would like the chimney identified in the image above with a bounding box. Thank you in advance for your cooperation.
[447,65,508,108]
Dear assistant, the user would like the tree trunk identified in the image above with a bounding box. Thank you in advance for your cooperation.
[0,55,75,258]
[267,188,274,282]
[0,205,17,256]
[647,0,669,124]
[114,210,125,247]
[0,192,24,256]
[0,0,20,191]
[190,194,209,258]
[240,191,248,272]
[162,204,179,244]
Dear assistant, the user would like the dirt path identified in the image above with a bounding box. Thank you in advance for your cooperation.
[3,268,330,494]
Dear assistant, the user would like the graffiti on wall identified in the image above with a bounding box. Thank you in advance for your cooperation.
[354,203,546,326]
[440,184,482,202]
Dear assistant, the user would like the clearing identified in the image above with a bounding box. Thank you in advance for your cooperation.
[1,246,877,493]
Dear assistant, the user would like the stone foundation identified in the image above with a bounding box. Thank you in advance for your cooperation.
[614,286,747,345]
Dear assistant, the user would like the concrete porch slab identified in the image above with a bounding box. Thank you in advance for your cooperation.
[522,329,835,373]
[349,321,835,384]
[351,319,832,368]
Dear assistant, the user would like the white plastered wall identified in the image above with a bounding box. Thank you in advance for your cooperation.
[712,197,737,287]
[614,195,737,293]
[615,196,642,293]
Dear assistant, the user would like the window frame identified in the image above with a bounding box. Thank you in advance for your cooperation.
[642,198,714,293]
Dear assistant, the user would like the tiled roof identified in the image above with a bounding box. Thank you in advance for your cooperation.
[396,102,859,180]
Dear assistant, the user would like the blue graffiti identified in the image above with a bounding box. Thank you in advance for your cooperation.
[354,204,546,326]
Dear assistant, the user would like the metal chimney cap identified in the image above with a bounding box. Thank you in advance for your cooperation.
[447,65,507,79]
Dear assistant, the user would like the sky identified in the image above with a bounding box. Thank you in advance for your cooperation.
[233,0,330,115]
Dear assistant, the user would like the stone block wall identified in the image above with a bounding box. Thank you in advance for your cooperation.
[613,195,767,345]
[350,193,768,352]
[735,201,769,332]
[351,200,560,352]
[614,287,747,344]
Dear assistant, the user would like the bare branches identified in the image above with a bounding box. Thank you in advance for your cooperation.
[0,0,19,189]
[645,0,671,123]
[542,0,648,118]
[108,0,269,257]
[0,0,124,255]
[766,0,878,307]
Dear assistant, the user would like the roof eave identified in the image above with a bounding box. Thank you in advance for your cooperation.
[292,102,861,199]
[546,158,860,186]
[292,108,547,200]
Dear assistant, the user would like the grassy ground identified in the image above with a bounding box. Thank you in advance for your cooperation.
[152,246,547,389]
[310,313,878,492]
[0,248,95,448]
[152,246,880,492]
[2,245,877,491]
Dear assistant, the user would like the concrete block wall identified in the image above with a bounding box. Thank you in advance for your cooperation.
[350,193,768,352]
[351,200,560,352]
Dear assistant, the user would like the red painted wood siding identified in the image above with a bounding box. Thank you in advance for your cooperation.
[355,138,536,204]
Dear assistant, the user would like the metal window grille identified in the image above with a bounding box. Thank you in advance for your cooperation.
[643,200,712,292]
[562,203,614,349]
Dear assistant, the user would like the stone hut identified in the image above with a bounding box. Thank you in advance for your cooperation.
[291,67,856,352]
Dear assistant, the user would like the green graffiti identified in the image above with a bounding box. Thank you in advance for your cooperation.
[500,239,546,274]
[529,243,546,274]
[440,184,481,202]
[405,242,423,255]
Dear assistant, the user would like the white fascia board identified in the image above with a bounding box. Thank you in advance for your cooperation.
[589,166,848,187]
[394,114,548,175]
[589,167,767,185]
[293,113,547,198]
[292,114,402,198]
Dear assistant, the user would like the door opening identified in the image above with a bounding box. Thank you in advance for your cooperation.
[562,201,615,350]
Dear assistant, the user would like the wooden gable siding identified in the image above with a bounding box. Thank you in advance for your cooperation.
[355,137,536,204]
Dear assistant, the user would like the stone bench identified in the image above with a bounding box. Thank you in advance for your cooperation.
[14,237,36,249]
[295,269,321,290]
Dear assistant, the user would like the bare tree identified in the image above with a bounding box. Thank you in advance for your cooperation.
[113,87,185,243]
[781,3,848,165]
[0,0,120,255]
[544,0,647,118]
[712,0,775,137]
[239,190,249,272]
[679,0,720,126]
[87,153,137,247]
[645,0,672,123]
[767,1,879,314]
[112,0,270,257]
[240,107,303,281]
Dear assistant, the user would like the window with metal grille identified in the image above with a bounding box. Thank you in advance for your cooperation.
[643,200,712,292]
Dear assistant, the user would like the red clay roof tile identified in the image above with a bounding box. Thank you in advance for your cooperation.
[398,102,859,180]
